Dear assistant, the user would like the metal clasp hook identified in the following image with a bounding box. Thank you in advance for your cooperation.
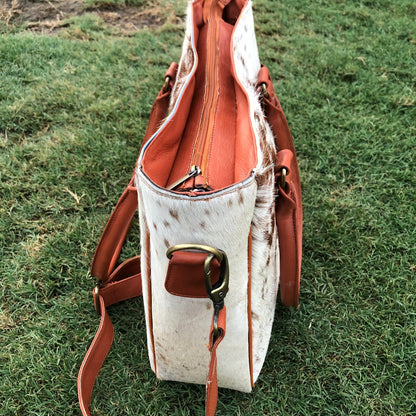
[203,252,229,307]
[166,243,229,338]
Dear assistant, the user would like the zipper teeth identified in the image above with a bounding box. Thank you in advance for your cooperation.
[191,1,221,182]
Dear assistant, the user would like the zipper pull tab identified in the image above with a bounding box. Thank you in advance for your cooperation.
[167,166,202,190]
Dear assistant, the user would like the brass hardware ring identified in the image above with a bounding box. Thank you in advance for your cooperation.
[261,82,269,99]
[163,76,171,92]
[280,167,287,189]
[166,244,224,263]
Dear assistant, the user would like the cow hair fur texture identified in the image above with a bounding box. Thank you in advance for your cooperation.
[136,0,279,392]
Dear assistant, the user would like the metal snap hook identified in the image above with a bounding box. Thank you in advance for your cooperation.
[166,243,229,304]
[166,243,229,338]
[203,252,229,306]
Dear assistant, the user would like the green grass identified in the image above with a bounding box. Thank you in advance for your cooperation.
[1,0,415,414]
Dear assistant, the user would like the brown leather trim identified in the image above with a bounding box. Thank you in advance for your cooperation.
[276,178,301,307]
[141,3,257,192]
[145,225,157,374]
[247,231,254,387]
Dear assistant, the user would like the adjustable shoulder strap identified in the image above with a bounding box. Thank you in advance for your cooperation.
[91,177,138,283]
[78,257,142,416]
[90,60,179,284]
[78,178,142,416]
[78,62,224,415]
[258,65,303,307]
[78,182,225,416]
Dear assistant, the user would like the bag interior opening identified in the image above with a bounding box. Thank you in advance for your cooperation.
[140,0,257,194]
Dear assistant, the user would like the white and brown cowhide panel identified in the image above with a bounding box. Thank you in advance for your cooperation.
[137,0,279,391]
[136,170,257,392]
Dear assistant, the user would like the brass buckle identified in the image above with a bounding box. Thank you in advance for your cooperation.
[261,82,269,99]
[166,244,229,338]
[163,76,171,92]
[166,244,229,304]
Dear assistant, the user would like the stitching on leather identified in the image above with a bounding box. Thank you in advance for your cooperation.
[205,18,223,186]
[206,34,227,186]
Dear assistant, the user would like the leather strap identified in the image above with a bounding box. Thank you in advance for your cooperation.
[206,307,226,416]
[79,179,224,415]
[78,268,142,416]
[78,73,176,415]
[90,62,176,283]
[78,252,224,416]
[79,196,225,416]
[90,179,138,283]
[258,65,303,307]
[141,62,178,147]
[275,149,302,307]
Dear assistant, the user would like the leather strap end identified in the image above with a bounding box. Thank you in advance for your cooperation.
[78,295,114,416]
[205,306,226,416]
[78,272,142,416]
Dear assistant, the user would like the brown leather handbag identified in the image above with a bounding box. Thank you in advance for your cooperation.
[78,0,302,414]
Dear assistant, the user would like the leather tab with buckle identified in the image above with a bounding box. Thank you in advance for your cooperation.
[166,244,229,338]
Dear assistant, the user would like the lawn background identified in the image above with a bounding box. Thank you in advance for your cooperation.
[1,0,415,414]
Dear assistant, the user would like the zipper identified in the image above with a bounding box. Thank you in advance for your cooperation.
[168,0,225,193]
[167,165,202,190]
[190,0,224,186]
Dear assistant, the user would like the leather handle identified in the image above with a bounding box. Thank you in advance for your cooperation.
[258,65,303,307]
[90,62,179,283]
[90,178,138,282]
[77,61,229,416]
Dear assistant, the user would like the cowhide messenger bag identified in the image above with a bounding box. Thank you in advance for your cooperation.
[78,0,302,414]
